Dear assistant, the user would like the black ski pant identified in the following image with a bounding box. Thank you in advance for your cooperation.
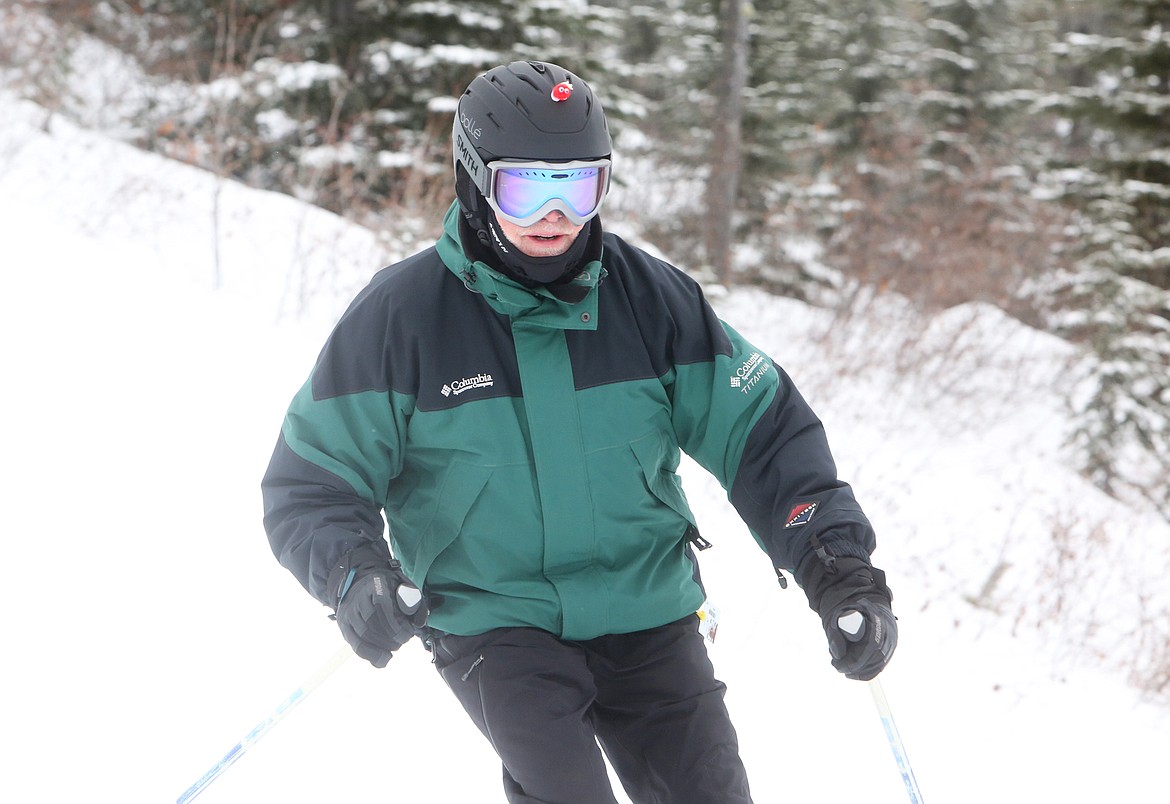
[432,615,753,804]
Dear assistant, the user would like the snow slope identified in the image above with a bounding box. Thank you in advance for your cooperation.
[2,86,1168,804]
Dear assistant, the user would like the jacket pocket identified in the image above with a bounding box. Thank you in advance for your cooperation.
[628,430,697,527]
[393,460,493,587]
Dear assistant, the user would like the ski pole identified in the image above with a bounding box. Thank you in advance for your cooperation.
[177,644,352,804]
[867,675,924,803]
[839,611,925,804]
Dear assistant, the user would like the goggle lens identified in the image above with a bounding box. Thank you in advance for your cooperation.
[490,162,608,225]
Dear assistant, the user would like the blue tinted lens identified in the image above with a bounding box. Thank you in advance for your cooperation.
[494,167,604,220]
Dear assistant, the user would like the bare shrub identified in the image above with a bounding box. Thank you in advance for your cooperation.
[819,129,1072,321]
[1023,513,1111,647]
[1002,508,1170,704]
[1135,615,1170,699]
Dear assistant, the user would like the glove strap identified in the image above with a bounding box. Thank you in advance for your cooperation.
[810,534,838,572]
[336,568,358,605]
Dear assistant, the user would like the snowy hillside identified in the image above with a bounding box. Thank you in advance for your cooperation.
[3,51,1169,804]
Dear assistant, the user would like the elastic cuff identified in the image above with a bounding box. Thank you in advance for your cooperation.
[816,536,871,562]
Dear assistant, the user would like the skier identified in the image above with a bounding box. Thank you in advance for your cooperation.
[262,60,897,804]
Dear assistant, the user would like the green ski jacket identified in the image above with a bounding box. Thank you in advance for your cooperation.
[262,204,877,639]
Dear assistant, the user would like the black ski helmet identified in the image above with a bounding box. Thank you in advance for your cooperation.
[453,60,612,222]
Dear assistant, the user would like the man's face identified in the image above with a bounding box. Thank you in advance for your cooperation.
[496,209,585,258]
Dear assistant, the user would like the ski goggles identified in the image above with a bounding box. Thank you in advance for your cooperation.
[487,160,610,227]
[455,120,610,226]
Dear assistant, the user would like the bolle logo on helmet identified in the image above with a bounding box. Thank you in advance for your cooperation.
[551,81,573,102]
[459,111,483,139]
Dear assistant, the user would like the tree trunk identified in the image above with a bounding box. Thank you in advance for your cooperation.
[706,0,749,285]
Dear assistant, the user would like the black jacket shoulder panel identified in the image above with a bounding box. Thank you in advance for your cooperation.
[311,248,522,406]
[567,234,733,389]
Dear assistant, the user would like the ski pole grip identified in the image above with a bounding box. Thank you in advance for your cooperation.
[838,609,866,642]
[397,584,423,614]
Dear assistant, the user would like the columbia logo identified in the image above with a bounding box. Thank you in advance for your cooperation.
[731,352,770,393]
[441,372,495,397]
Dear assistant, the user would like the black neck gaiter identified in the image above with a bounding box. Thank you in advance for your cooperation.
[462,209,601,289]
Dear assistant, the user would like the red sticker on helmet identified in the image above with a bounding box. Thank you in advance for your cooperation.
[551,81,573,102]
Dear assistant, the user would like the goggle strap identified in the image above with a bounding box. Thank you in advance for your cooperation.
[452,116,493,197]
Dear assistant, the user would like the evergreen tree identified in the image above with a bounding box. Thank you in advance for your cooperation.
[743,0,905,207]
[802,0,1066,311]
[1041,0,1170,516]
[120,1,615,225]
[911,0,1061,175]
[917,0,1014,138]
[577,0,722,256]
[714,0,922,297]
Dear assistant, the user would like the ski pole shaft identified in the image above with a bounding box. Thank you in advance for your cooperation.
[868,676,925,804]
[177,644,352,804]
[838,611,924,803]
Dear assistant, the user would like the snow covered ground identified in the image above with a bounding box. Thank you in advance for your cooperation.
[3,59,1169,804]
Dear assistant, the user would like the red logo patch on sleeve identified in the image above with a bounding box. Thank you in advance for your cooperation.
[785,502,818,528]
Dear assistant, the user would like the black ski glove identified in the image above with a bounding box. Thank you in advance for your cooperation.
[328,544,428,668]
[824,592,897,680]
[797,538,898,681]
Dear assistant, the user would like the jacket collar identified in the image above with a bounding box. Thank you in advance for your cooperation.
[436,203,604,330]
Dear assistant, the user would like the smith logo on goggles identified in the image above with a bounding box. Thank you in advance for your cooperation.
[454,118,610,227]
